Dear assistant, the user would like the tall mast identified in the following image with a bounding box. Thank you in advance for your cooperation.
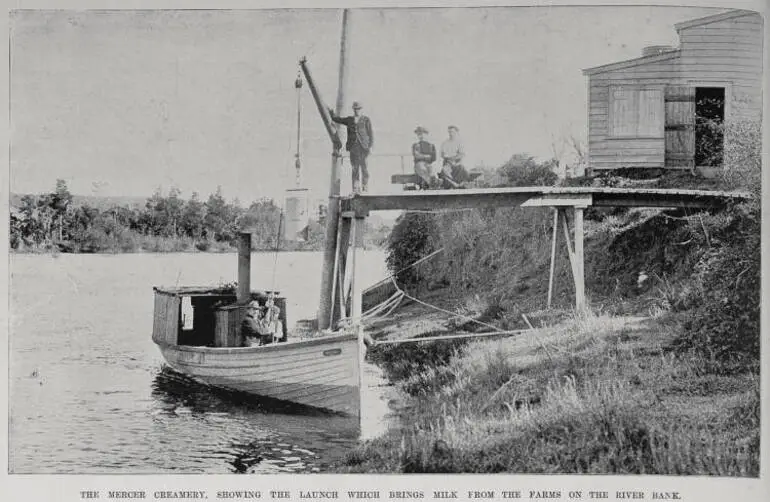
[317,9,350,329]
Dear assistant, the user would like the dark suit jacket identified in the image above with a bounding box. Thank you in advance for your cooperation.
[412,141,436,164]
[331,114,374,152]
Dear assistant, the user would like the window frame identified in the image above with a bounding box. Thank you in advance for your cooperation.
[607,84,666,139]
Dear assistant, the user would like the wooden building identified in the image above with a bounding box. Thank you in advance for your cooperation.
[583,9,763,173]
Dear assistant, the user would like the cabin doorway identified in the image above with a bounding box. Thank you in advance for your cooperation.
[664,86,725,170]
[694,87,725,167]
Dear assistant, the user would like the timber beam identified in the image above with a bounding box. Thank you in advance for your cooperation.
[341,187,748,217]
[591,195,729,209]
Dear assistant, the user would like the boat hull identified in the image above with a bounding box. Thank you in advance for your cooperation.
[156,333,361,415]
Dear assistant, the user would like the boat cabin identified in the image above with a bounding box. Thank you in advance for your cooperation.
[582,10,763,174]
[152,286,288,348]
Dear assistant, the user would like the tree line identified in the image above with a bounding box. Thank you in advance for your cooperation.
[9,180,324,253]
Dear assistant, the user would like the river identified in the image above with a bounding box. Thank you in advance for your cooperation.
[9,250,390,474]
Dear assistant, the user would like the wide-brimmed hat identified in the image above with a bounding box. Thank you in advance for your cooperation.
[247,300,261,310]
[448,125,459,132]
[352,101,363,110]
[414,126,429,134]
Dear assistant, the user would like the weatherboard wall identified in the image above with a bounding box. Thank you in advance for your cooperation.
[585,10,763,171]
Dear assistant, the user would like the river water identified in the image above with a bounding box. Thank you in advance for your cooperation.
[9,251,390,474]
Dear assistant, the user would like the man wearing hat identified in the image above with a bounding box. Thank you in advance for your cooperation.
[412,126,437,190]
[330,101,374,193]
[241,300,283,346]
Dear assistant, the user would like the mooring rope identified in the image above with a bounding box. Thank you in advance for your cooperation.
[363,247,445,294]
[342,274,502,335]
[388,277,502,332]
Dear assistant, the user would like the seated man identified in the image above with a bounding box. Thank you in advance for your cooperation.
[412,126,437,189]
[241,300,284,346]
[440,125,469,188]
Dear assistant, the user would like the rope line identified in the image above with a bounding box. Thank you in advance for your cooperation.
[363,247,445,294]
[341,274,502,334]
[391,277,502,332]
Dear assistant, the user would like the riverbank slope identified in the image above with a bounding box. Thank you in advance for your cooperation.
[339,300,758,474]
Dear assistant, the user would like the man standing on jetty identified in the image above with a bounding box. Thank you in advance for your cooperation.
[330,101,374,193]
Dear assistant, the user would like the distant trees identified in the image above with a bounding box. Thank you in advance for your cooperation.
[9,180,323,253]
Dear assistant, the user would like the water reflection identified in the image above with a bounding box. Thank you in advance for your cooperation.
[150,366,360,473]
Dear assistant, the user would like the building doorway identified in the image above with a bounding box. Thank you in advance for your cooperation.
[694,87,725,167]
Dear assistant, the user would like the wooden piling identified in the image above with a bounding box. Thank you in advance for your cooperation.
[574,207,586,311]
[330,216,352,329]
[547,208,559,308]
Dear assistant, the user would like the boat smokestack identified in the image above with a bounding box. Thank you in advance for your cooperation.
[237,232,251,304]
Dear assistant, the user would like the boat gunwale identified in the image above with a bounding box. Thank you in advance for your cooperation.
[155,332,358,355]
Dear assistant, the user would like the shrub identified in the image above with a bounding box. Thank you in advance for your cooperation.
[722,119,761,193]
[497,154,558,187]
[673,202,760,372]
[386,212,440,285]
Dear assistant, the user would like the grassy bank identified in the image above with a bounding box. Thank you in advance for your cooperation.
[342,310,758,475]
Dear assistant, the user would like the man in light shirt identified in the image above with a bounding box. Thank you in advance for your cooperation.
[440,125,468,189]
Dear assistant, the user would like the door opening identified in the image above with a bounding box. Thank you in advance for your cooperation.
[695,87,725,167]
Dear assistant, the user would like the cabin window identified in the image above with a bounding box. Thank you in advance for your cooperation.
[609,86,664,138]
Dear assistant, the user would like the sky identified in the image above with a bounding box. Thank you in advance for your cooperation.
[10,6,729,204]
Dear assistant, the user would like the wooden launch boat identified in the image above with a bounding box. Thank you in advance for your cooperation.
[151,234,362,416]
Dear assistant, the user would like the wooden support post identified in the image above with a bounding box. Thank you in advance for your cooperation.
[350,214,368,423]
[317,9,350,329]
[338,265,348,320]
[547,209,559,309]
[237,232,251,304]
[330,216,352,329]
[559,208,578,278]
[328,219,343,329]
[574,207,586,311]
[349,217,365,337]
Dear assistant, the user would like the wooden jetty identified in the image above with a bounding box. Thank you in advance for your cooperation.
[338,186,748,312]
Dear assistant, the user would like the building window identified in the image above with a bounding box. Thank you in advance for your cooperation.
[609,86,664,138]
